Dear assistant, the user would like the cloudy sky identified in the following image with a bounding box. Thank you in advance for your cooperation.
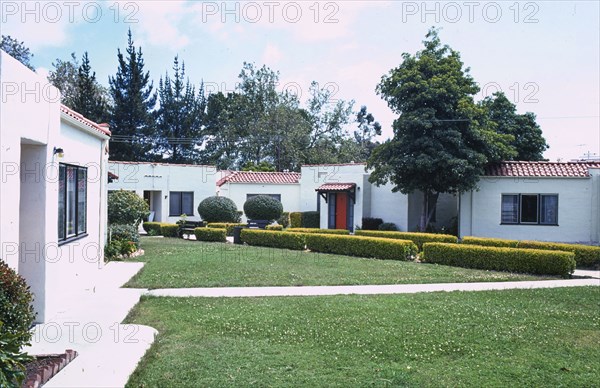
[3,0,598,161]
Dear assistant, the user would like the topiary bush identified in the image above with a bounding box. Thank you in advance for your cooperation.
[378,222,398,231]
[194,228,227,242]
[1,260,35,386]
[108,190,149,227]
[243,195,283,221]
[362,217,384,230]
[197,196,239,223]
[289,212,302,228]
[301,211,320,228]
[355,230,458,251]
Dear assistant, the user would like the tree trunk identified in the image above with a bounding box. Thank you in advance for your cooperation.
[419,191,440,232]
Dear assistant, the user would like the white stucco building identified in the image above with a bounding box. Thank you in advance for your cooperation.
[1,51,110,322]
[108,161,217,223]
[217,171,301,221]
[459,161,600,244]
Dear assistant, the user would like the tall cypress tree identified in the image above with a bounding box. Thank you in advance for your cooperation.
[108,29,157,161]
[71,52,108,123]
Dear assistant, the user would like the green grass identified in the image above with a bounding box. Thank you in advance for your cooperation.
[125,287,600,387]
[125,237,555,289]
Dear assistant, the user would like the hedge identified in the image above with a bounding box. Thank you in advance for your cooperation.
[355,230,457,251]
[241,229,306,250]
[362,217,383,230]
[306,234,417,261]
[461,236,519,248]
[161,224,180,237]
[265,225,284,231]
[207,223,246,236]
[290,212,302,228]
[142,222,162,235]
[286,228,350,235]
[518,241,600,268]
[194,227,227,242]
[421,243,575,278]
[302,211,320,228]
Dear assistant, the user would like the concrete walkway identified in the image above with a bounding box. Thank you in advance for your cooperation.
[25,262,156,388]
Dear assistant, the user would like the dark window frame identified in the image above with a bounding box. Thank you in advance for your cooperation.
[169,191,194,216]
[58,163,88,244]
[500,193,559,226]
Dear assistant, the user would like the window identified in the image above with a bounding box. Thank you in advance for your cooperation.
[169,192,194,216]
[58,164,87,242]
[246,194,282,202]
[501,194,558,225]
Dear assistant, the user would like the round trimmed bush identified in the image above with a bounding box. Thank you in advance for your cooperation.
[197,196,239,223]
[243,195,283,221]
[0,260,35,348]
[378,222,398,231]
[108,190,149,227]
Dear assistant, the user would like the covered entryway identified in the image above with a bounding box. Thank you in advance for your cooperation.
[316,183,356,231]
[143,190,162,222]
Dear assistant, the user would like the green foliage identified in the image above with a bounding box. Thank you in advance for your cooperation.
[109,224,140,247]
[0,322,32,387]
[194,228,227,242]
[160,224,180,238]
[289,212,302,228]
[517,241,600,268]
[461,236,519,248]
[355,230,458,251]
[286,228,349,235]
[277,212,290,228]
[108,190,149,227]
[242,161,275,172]
[0,35,34,71]
[197,196,239,223]
[362,217,383,230]
[241,229,306,250]
[378,222,398,231]
[207,223,246,236]
[106,224,140,260]
[142,222,162,235]
[265,225,284,231]
[243,195,283,221]
[422,243,575,278]
[71,52,109,123]
[301,211,320,228]
[306,234,417,261]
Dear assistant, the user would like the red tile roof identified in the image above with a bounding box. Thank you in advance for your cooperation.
[217,171,301,186]
[60,104,111,136]
[485,161,600,178]
[316,183,356,191]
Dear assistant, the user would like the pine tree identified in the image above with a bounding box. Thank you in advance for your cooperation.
[108,29,157,161]
[71,52,108,123]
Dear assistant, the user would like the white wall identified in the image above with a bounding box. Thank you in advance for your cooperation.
[108,162,217,223]
[219,182,300,222]
[459,175,600,244]
[369,183,410,231]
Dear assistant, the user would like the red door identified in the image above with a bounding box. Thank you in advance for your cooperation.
[335,193,347,230]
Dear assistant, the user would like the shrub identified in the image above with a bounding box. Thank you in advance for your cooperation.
[265,224,284,231]
[301,211,320,228]
[362,217,384,230]
[517,241,600,268]
[234,211,244,223]
[461,236,519,248]
[104,240,123,261]
[243,195,283,221]
[355,230,458,251]
[378,222,398,231]
[207,223,246,236]
[306,234,417,261]
[194,228,227,242]
[289,212,302,228]
[286,228,349,235]
[277,212,290,228]
[197,196,239,223]
[422,243,575,278]
[1,323,32,387]
[109,224,140,248]
[142,222,162,235]
[160,224,179,238]
[241,229,306,250]
[107,190,149,227]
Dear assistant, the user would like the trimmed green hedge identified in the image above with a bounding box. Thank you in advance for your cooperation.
[142,222,162,235]
[241,229,306,250]
[461,236,519,248]
[194,227,227,242]
[289,212,302,228]
[302,211,320,228]
[518,241,600,268]
[355,230,457,251]
[306,234,417,261]
[161,224,179,237]
[286,228,350,235]
[422,243,575,278]
[265,225,284,231]
[207,223,246,236]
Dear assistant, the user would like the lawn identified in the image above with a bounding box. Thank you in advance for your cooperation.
[125,237,555,289]
[125,287,600,387]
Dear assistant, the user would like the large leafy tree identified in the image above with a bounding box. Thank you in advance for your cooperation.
[108,29,157,161]
[0,35,34,70]
[368,28,515,231]
[156,56,206,163]
[481,92,548,161]
[48,53,79,107]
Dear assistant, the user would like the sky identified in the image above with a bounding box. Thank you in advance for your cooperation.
[2,0,599,161]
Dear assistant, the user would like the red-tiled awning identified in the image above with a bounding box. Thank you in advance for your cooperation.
[316,183,356,192]
[485,161,600,178]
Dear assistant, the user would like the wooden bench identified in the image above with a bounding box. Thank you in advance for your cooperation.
[180,221,205,238]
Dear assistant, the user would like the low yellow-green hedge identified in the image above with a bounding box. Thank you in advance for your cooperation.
[265,225,284,231]
[461,236,519,248]
[194,227,227,242]
[306,234,417,261]
[207,223,246,236]
[142,222,162,235]
[422,243,575,278]
[241,229,305,250]
[518,241,600,268]
[142,222,179,237]
[286,228,350,235]
[355,230,457,251]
